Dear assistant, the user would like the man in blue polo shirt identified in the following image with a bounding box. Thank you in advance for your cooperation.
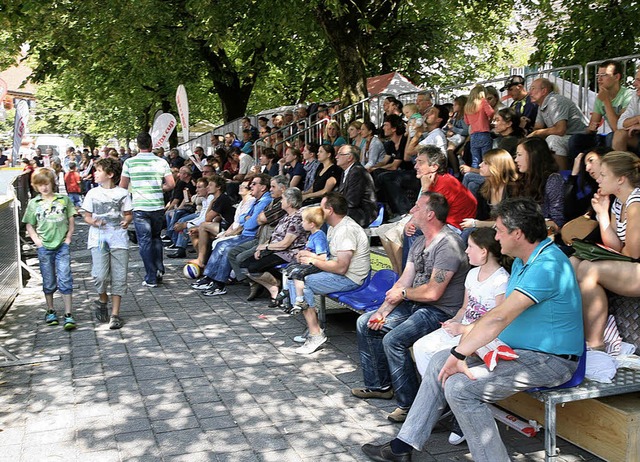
[361,197,583,462]
[191,174,272,296]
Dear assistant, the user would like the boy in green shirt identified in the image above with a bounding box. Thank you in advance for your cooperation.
[22,168,77,329]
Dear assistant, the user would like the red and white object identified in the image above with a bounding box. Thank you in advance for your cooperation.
[12,99,29,161]
[150,113,177,149]
[490,405,540,437]
[176,84,189,142]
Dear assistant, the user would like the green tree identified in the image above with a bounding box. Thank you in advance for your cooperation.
[523,0,640,68]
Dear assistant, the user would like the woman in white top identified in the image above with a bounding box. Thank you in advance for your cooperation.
[576,151,640,350]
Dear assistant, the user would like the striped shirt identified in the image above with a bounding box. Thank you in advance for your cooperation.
[613,187,640,243]
[122,153,171,211]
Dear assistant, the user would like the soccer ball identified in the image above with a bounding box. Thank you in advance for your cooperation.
[183,263,202,279]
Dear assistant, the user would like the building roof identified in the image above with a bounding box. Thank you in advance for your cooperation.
[0,61,36,96]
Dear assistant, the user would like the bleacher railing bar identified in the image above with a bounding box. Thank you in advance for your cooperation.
[176,53,640,156]
[0,193,22,321]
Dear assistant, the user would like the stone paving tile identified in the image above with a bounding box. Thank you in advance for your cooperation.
[0,222,605,461]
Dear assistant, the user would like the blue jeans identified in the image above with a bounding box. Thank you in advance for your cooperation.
[397,348,577,461]
[203,235,254,283]
[165,209,193,242]
[469,132,492,168]
[68,193,82,208]
[174,213,198,248]
[462,172,485,198]
[356,302,448,409]
[287,271,360,307]
[133,210,165,285]
[38,243,73,294]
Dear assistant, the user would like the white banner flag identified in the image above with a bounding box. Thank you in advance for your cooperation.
[150,113,177,149]
[176,84,189,142]
[12,99,29,162]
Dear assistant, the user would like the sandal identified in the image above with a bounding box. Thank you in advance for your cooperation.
[267,298,281,308]
[94,300,109,323]
[274,290,289,304]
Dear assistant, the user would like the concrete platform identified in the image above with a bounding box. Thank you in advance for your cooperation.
[0,218,602,461]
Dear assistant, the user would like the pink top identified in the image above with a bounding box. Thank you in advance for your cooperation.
[464,98,494,134]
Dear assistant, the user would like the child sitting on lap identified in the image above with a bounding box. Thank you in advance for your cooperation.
[282,207,329,314]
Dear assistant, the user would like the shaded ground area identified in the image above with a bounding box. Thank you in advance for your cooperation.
[0,217,602,461]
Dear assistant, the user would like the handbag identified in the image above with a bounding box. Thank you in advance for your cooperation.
[571,238,640,263]
[560,215,598,245]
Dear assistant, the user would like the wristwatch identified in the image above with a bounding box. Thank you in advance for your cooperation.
[450,346,467,361]
[401,288,408,301]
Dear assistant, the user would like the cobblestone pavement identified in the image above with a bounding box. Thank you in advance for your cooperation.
[0,218,601,461]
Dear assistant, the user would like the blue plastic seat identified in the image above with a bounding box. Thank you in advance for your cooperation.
[528,343,587,392]
[326,270,372,299]
[367,203,385,230]
[337,269,399,312]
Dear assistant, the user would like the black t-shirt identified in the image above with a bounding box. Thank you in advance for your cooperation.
[172,179,196,203]
[383,136,410,169]
[211,193,236,225]
[313,164,342,193]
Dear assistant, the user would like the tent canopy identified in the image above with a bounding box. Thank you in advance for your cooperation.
[367,71,421,96]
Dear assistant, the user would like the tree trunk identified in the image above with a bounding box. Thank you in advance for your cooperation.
[199,41,265,123]
[313,8,368,108]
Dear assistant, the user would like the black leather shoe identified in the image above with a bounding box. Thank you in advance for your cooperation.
[167,248,186,258]
[246,283,265,301]
[361,442,411,462]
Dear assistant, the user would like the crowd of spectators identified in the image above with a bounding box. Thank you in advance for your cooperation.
[18,60,640,461]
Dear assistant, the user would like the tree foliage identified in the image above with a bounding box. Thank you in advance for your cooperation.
[522,0,640,68]
[0,0,521,142]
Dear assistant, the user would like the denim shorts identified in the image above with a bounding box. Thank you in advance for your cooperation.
[38,243,73,295]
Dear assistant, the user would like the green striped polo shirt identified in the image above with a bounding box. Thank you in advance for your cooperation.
[122,153,171,211]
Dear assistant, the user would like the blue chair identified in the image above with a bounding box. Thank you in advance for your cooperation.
[337,269,399,312]
[326,270,372,299]
[364,203,385,243]
[528,343,587,392]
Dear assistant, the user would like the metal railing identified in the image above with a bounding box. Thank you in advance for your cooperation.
[525,64,584,111]
[176,56,640,160]
[398,89,439,106]
[437,75,512,105]
[0,174,26,320]
[583,54,640,132]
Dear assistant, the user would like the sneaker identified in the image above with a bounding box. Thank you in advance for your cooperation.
[63,314,77,330]
[44,310,59,326]
[109,315,123,330]
[295,331,327,355]
[448,418,466,445]
[351,387,394,400]
[388,407,409,423]
[94,300,109,323]
[191,278,214,290]
[156,271,164,283]
[202,287,227,296]
[290,300,309,315]
[293,333,307,343]
[142,281,158,288]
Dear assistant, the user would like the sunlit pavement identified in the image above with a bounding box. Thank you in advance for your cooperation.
[0,218,601,461]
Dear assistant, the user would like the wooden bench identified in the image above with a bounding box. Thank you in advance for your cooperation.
[500,295,640,462]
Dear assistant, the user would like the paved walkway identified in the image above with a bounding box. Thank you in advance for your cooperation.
[0,218,601,461]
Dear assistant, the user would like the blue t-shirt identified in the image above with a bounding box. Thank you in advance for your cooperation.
[306,230,329,256]
[240,192,273,238]
[286,162,306,186]
[499,238,583,355]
